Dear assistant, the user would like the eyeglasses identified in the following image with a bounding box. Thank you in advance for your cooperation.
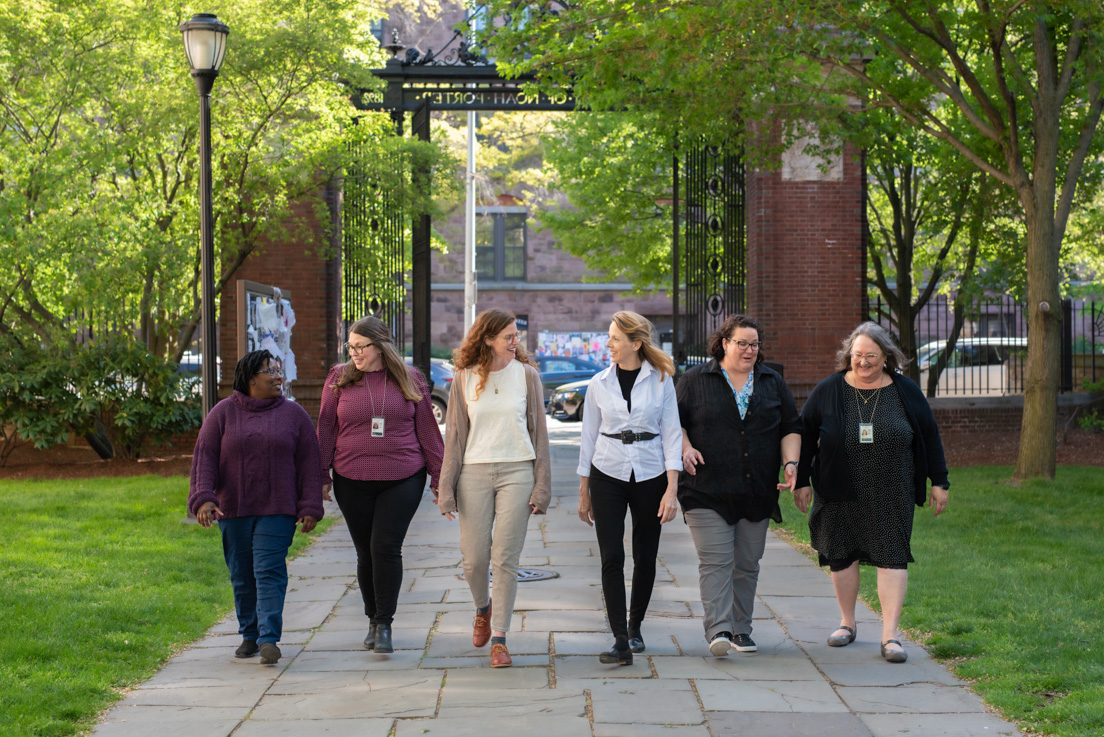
[345,342,374,355]
[727,338,761,352]
[851,352,882,363]
[257,367,283,377]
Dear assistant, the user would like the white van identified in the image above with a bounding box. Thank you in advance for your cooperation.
[916,337,1027,397]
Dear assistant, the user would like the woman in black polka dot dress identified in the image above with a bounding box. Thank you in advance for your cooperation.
[794,323,949,663]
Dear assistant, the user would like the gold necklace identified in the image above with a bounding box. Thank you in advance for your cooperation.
[855,386,881,405]
[490,363,508,395]
[854,384,881,424]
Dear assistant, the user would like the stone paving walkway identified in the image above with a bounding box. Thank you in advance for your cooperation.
[93,420,1021,737]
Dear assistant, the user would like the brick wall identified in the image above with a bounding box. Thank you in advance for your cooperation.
[929,394,1095,434]
[219,189,342,422]
[747,139,866,400]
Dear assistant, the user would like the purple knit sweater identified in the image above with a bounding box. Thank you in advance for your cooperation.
[188,391,325,521]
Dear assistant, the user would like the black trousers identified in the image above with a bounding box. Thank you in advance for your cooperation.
[589,465,668,641]
[332,468,426,624]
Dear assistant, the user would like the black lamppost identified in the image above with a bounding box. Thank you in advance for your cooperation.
[180,13,230,418]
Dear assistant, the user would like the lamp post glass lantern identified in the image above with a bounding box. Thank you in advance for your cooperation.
[180,13,229,417]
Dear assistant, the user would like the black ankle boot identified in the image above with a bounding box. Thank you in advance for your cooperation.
[363,621,377,650]
[628,625,645,653]
[374,623,393,653]
[598,638,633,666]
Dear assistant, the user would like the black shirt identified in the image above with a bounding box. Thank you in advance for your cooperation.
[676,360,801,524]
[616,365,641,413]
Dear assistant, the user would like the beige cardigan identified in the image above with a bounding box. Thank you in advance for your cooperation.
[437,362,552,514]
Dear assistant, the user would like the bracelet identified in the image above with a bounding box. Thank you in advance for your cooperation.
[784,461,798,469]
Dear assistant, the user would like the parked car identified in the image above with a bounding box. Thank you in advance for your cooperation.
[177,351,221,380]
[535,356,606,404]
[548,378,590,421]
[916,337,1027,397]
[405,358,453,424]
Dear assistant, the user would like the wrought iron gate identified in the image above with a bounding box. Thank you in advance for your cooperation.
[342,133,406,352]
[674,144,746,367]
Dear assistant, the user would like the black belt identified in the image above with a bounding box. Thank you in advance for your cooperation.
[602,430,659,445]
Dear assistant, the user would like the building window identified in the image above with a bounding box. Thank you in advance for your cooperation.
[370,20,383,44]
[476,209,527,281]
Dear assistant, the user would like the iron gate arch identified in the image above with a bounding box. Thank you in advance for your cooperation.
[346,26,746,377]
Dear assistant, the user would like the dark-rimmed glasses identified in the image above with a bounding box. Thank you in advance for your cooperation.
[345,342,374,355]
[727,338,761,352]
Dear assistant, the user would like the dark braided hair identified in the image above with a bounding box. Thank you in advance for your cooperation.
[233,350,276,394]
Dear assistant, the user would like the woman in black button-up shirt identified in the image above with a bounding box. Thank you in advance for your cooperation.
[677,315,801,657]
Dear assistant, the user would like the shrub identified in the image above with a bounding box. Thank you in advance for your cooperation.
[66,341,202,459]
[0,337,201,463]
[1077,410,1104,434]
[0,338,83,466]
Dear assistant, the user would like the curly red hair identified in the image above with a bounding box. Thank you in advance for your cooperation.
[452,308,535,399]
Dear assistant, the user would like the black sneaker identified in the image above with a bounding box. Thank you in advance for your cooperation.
[234,640,259,658]
[259,642,282,664]
[732,633,757,652]
[709,632,733,656]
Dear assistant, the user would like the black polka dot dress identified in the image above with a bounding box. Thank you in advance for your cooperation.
[809,382,916,569]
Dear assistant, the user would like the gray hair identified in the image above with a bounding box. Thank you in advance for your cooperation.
[834,322,907,373]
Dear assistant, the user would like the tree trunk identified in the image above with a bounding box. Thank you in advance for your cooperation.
[1014,208,1061,480]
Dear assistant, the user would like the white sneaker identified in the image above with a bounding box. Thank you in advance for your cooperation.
[709,632,733,656]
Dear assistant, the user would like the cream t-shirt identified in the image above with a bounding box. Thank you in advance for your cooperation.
[462,360,536,464]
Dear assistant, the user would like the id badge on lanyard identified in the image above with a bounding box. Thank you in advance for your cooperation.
[858,422,874,444]
[371,417,385,438]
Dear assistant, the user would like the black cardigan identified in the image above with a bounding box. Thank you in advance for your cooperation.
[676,360,801,524]
[796,372,949,506]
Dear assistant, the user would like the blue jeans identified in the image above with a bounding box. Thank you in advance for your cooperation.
[219,515,296,644]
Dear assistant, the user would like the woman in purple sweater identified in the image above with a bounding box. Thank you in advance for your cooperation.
[317,317,444,654]
[189,350,324,665]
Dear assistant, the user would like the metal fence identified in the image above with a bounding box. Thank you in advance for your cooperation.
[869,294,1103,396]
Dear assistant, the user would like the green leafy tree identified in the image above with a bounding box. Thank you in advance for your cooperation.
[479,0,1104,479]
[1,0,448,456]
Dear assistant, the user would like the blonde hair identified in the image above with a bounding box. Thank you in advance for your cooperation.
[330,317,422,402]
[452,308,535,400]
[611,311,675,381]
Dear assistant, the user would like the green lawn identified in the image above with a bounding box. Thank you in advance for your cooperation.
[772,466,1104,737]
[0,476,333,737]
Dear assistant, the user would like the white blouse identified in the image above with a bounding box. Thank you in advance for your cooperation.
[577,360,683,482]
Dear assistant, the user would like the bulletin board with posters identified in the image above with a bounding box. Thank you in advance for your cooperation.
[236,280,297,401]
[535,331,612,365]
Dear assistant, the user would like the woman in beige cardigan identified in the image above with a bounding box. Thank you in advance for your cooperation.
[437,308,551,668]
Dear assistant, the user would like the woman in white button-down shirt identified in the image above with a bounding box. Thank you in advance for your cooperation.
[577,311,683,666]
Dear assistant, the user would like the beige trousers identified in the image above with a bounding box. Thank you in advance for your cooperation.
[456,460,535,634]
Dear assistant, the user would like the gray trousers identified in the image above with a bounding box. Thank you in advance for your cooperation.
[684,508,769,640]
[456,460,535,634]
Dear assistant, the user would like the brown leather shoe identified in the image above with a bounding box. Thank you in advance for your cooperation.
[490,642,512,668]
[472,601,492,648]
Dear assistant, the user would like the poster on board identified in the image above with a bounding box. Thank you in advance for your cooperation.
[237,280,296,401]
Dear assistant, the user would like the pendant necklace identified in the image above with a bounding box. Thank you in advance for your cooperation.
[854,381,881,444]
[856,386,881,405]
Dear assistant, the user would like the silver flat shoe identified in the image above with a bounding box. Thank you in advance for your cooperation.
[827,625,856,647]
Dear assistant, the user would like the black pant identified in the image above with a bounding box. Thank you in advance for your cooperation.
[589,465,667,641]
[332,468,426,624]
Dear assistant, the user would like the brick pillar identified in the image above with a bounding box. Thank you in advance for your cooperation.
[746,139,866,400]
[219,188,342,422]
